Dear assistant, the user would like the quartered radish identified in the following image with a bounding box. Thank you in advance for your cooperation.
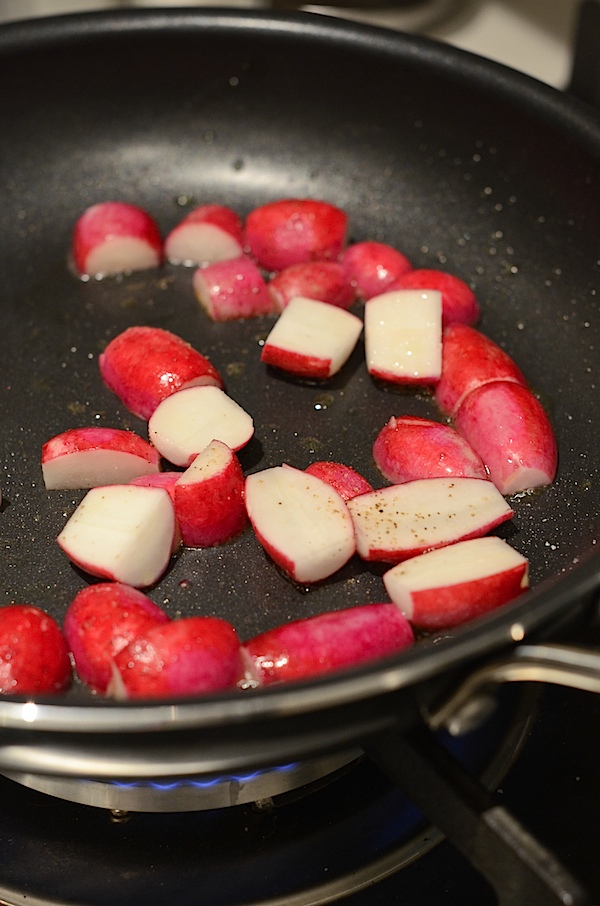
[0,605,72,696]
[164,203,244,266]
[389,268,480,327]
[346,477,513,563]
[41,426,160,490]
[64,582,170,694]
[305,461,373,500]
[242,603,414,686]
[99,325,224,421]
[57,484,176,588]
[340,241,412,300]
[148,385,254,468]
[260,295,363,380]
[193,255,274,321]
[383,536,529,629]
[454,380,558,495]
[364,289,442,385]
[72,201,162,279]
[373,415,488,484]
[109,616,244,699]
[130,471,183,550]
[244,198,348,271]
[267,261,355,312]
[434,323,527,417]
[174,440,247,548]
[245,465,356,584]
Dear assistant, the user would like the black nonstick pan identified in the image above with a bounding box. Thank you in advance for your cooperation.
[0,8,599,899]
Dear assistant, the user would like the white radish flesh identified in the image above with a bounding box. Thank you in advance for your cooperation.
[41,427,160,490]
[364,289,442,384]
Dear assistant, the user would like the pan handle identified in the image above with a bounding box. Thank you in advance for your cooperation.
[426,641,600,734]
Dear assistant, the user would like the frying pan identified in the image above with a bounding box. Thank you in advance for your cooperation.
[0,6,599,900]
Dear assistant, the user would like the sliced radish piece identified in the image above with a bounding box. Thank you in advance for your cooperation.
[389,269,480,327]
[364,289,442,385]
[260,295,363,380]
[346,477,513,563]
[372,415,488,484]
[99,325,224,421]
[383,536,529,629]
[340,241,412,300]
[164,203,244,266]
[72,201,162,279]
[192,255,274,321]
[57,484,176,588]
[434,323,527,417]
[245,465,356,584]
[267,261,355,312]
[244,198,348,271]
[130,471,182,550]
[148,385,254,468]
[242,603,414,686]
[41,426,160,490]
[174,440,247,548]
[0,605,72,696]
[454,381,558,495]
[305,461,373,500]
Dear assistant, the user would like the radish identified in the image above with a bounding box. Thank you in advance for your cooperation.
[72,201,162,279]
[99,325,224,421]
[389,268,480,327]
[242,603,414,686]
[109,616,243,699]
[267,261,355,312]
[193,255,274,321]
[373,415,488,484]
[129,471,183,550]
[63,582,170,694]
[260,295,363,380]
[57,484,176,588]
[346,477,513,563]
[340,241,412,300]
[364,289,442,385]
[41,426,160,490]
[245,464,356,584]
[383,536,529,629]
[434,323,527,417]
[305,461,373,500]
[174,440,247,548]
[454,380,558,495]
[244,198,348,271]
[0,605,72,696]
[148,385,254,468]
[164,203,244,266]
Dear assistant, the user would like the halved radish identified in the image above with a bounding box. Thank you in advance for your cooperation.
[193,255,274,321]
[267,261,355,311]
[41,426,160,490]
[72,201,162,279]
[129,471,182,550]
[389,268,480,327]
[164,203,244,266]
[245,464,356,584]
[148,385,254,468]
[346,477,513,563]
[364,289,442,385]
[305,461,373,500]
[57,484,176,588]
[0,605,72,696]
[340,241,412,300]
[383,536,529,629]
[260,295,363,380]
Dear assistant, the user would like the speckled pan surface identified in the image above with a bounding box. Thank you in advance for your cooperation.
[0,9,598,740]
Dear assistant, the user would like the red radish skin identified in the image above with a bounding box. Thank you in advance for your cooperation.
[174,440,247,548]
[305,461,373,500]
[72,201,162,279]
[244,199,348,272]
[242,603,414,685]
[389,269,480,327]
[0,605,71,696]
[347,477,513,563]
[164,204,244,266]
[373,415,488,484]
[267,261,355,312]
[383,537,529,630]
[453,381,558,495]
[99,325,224,421]
[364,289,442,385]
[193,255,274,321]
[341,241,412,300]
[435,323,527,417]
[41,426,160,490]
[63,583,170,694]
[110,617,243,699]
